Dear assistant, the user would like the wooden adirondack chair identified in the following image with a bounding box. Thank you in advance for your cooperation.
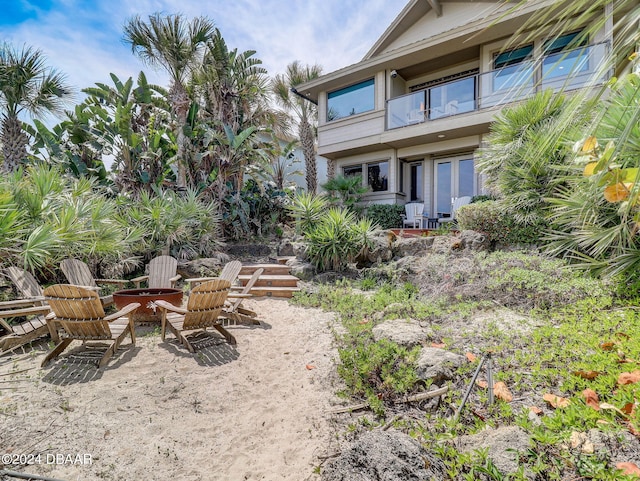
[0,304,52,353]
[131,255,181,289]
[154,279,234,352]
[185,260,242,290]
[0,267,53,352]
[41,284,139,368]
[220,268,262,325]
[60,259,129,307]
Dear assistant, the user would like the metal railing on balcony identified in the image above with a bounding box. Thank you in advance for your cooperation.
[386,42,609,130]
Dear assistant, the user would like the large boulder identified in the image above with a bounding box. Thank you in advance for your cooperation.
[372,319,432,348]
[393,236,435,258]
[178,253,230,279]
[415,347,465,383]
[459,230,490,251]
[286,258,316,281]
[322,430,447,481]
[456,426,531,476]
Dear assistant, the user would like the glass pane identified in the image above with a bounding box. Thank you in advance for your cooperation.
[368,162,388,192]
[387,91,425,129]
[495,45,533,68]
[492,63,534,91]
[458,159,474,197]
[410,164,422,201]
[429,77,475,119]
[343,165,362,178]
[436,162,452,215]
[542,48,588,80]
[328,79,375,121]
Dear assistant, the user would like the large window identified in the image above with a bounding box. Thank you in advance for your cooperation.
[542,31,588,80]
[493,44,534,91]
[367,161,388,192]
[327,79,375,121]
[342,161,388,192]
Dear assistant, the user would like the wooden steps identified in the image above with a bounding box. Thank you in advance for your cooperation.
[239,263,300,298]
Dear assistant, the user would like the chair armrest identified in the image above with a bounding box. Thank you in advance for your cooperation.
[103,302,141,322]
[0,297,44,309]
[0,305,51,318]
[152,299,188,315]
[185,276,216,283]
[130,275,148,288]
[169,274,182,283]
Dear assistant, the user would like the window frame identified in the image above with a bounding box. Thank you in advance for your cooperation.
[327,78,375,122]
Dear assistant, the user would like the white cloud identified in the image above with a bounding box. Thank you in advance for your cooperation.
[1,0,406,94]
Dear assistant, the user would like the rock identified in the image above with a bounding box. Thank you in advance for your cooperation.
[394,236,435,257]
[322,430,447,481]
[286,258,316,281]
[277,240,295,257]
[459,230,490,251]
[357,231,393,266]
[456,426,531,476]
[431,235,459,254]
[415,347,465,383]
[178,254,230,279]
[372,319,431,348]
[224,243,273,258]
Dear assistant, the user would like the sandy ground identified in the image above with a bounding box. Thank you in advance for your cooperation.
[0,298,342,481]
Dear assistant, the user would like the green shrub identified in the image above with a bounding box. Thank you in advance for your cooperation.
[286,191,328,235]
[365,204,404,229]
[457,200,545,245]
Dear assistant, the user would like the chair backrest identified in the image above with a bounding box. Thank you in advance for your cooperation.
[43,284,111,340]
[60,259,97,288]
[228,268,263,311]
[147,255,178,289]
[5,267,43,299]
[219,261,242,284]
[184,279,231,329]
[404,203,424,221]
[451,196,472,218]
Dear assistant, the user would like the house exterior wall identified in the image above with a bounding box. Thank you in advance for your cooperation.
[297,0,622,223]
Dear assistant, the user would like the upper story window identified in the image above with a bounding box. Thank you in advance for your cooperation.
[327,79,375,121]
[493,44,534,91]
[542,31,588,80]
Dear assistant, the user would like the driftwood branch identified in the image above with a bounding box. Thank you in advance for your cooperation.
[330,386,449,414]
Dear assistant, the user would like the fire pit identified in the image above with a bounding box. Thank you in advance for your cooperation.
[112,288,183,323]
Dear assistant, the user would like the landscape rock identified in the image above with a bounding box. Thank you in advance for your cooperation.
[415,347,465,383]
[372,319,431,348]
[178,253,230,279]
[456,426,531,476]
[322,430,447,481]
[286,258,316,281]
[459,229,490,251]
[393,236,435,257]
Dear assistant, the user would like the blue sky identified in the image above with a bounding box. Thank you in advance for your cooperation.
[0,0,407,101]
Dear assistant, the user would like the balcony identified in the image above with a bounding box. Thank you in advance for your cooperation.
[386,42,609,130]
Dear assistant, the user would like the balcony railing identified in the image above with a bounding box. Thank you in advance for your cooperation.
[386,42,609,130]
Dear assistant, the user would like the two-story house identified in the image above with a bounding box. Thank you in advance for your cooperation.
[294,0,621,219]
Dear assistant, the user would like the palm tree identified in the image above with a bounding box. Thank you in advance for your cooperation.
[123,14,215,188]
[0,43,72,173]
[271,61,322,193]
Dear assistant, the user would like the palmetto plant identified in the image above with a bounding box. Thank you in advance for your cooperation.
[0,43,72,173]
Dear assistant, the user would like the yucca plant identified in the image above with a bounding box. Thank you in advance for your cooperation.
[304,208,379,272]
[287,191,328,235]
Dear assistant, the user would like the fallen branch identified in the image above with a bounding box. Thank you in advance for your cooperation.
[330,386,449,414]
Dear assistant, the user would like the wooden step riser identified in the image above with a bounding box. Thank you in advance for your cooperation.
[244,280,299,288]
[240,265,291,276]
[249,288,300,299]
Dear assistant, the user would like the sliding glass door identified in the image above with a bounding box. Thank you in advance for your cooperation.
[434,156,475,216]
